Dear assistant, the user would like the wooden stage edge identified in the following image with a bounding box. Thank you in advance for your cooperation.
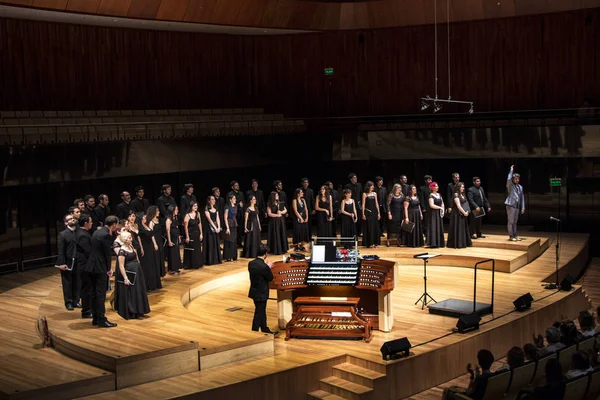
[68,232,592,400]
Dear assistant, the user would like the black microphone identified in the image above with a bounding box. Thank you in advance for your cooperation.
[549,216,561,223]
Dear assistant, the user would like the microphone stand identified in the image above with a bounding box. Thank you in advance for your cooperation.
[544,219,561,290]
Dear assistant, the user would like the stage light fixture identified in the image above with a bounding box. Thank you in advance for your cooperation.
[456,313,481,333]
[380,337,412,360]
[469,104,474,114]
[421,100,430,111]
[433,102,442,113]
[513,293,533,311]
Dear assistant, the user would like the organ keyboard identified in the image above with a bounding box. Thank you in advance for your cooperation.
[285,297,372,342]
[270,258,396,333]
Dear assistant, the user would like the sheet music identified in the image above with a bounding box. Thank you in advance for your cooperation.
[312,245,326,262]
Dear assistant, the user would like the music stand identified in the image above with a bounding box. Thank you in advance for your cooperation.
[413,253,441,310]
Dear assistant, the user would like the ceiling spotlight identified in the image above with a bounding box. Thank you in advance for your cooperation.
[469,104,474,114]
[433,102,442,113]
[421,100,430,111]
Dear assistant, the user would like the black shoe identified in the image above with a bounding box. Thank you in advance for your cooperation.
[261,328,275,334]
[92,320,98,326]
[73,303,82,309]
[65,303,74,311]
[82,312,93,319]
[97,320,117,328]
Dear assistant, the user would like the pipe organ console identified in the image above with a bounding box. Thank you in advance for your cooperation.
[269,258,396,337]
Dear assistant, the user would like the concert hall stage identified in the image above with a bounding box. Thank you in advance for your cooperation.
[0,230,590,400]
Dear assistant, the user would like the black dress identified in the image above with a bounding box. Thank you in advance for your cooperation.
[447,193,472,249]
[427,194,445,248]
[362,195,380,247]
[151,221,166,278]
[340,201,356,248]
[184,213,204,269]
[292,199,310,244]
[204,209,222,265]
[139,227,162,291]
[387,194,405,240]
[267,205,288,255]
[242,208,261,258]
[166,217,182,272]
[116,248,150,320]
[223,205,238,261]
[316,197,333,239]
[403,197,424,247]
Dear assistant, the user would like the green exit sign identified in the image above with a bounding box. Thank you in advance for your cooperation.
[549,178,562,187]
[324,67,334,76]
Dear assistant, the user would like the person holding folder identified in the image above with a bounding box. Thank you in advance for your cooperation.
[467,177,491,239]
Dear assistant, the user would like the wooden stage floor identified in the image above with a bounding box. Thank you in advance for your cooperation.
[0,230,591,400]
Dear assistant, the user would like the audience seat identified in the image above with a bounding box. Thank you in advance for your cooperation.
[585,370,600,400]
[564,375,589,400]
[558,345,578,374]
[577,337,595,352]
[482,370,511,399]
[504,362,536,400]
[531,353,558,387]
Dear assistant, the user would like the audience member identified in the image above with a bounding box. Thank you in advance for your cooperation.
[443,349,495,400]
[535,326,565,357]
[497,346,525,372]
[564,350,593,380]
[578,310,596,337]
[527,358,565,400]
[523,343,539,362]
[560,321,582,347]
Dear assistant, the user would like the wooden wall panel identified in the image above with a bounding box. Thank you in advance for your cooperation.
[33,0,67,9]
[65,0,100,13]
[1,0,598,30]
[127,0,161,19]
[0,9,598,117]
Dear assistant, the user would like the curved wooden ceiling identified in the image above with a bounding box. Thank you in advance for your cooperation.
[1,0,599,30]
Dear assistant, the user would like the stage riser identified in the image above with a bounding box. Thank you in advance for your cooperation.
[198,340,274,370]
[3,375,115,400]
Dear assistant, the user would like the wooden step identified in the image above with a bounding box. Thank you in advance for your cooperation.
[332,362,385,388]
[308,389,346,400]
[319,376,372,400]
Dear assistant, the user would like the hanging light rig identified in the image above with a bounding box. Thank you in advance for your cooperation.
[420,0,474,114]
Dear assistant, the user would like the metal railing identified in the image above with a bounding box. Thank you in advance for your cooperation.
[0,261,19,275]
[21,255,57,271]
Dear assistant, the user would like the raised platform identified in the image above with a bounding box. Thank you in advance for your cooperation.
[80,232,589,400]
[0,231,589,399]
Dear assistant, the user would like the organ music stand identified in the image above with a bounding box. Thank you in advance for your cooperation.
[413,253,441,310]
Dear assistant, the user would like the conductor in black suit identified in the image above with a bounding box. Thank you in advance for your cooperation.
[248,245,275,334]
[85,215,119,328]
[467,176,491,239]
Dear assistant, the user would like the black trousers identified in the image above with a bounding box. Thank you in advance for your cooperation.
[80,269,92,315]
[422,210,429,238]
[470,213,483,236]
[60,263,81,306]
[252,299,268,331]
[379,207,386,235]
[89,271,108,323]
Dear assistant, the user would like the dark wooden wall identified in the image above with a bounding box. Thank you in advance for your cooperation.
[1,0,599,30]
[0,8,599,116]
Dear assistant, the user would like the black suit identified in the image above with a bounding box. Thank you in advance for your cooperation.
[131,197,150,214]
[330,189,340,234]
[418,185,432,236]
[302,187,315,215]
[85,227,113,323]
[85,206,98,230]
[156,195,176,224]
[115,201,133,220]
[57,227,79,306]
[401,183,411,197]
[248,257,273,332]
[467,185,490,237]
[94,205,110,227]
[446,182,457,211]
[180,194,197,219]
[75,228,92,315]
[375,185,388,234]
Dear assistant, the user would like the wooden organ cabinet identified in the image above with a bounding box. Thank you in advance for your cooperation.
[269,258,396,340]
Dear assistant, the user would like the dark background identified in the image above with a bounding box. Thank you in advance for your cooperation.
[0,10,599,270]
